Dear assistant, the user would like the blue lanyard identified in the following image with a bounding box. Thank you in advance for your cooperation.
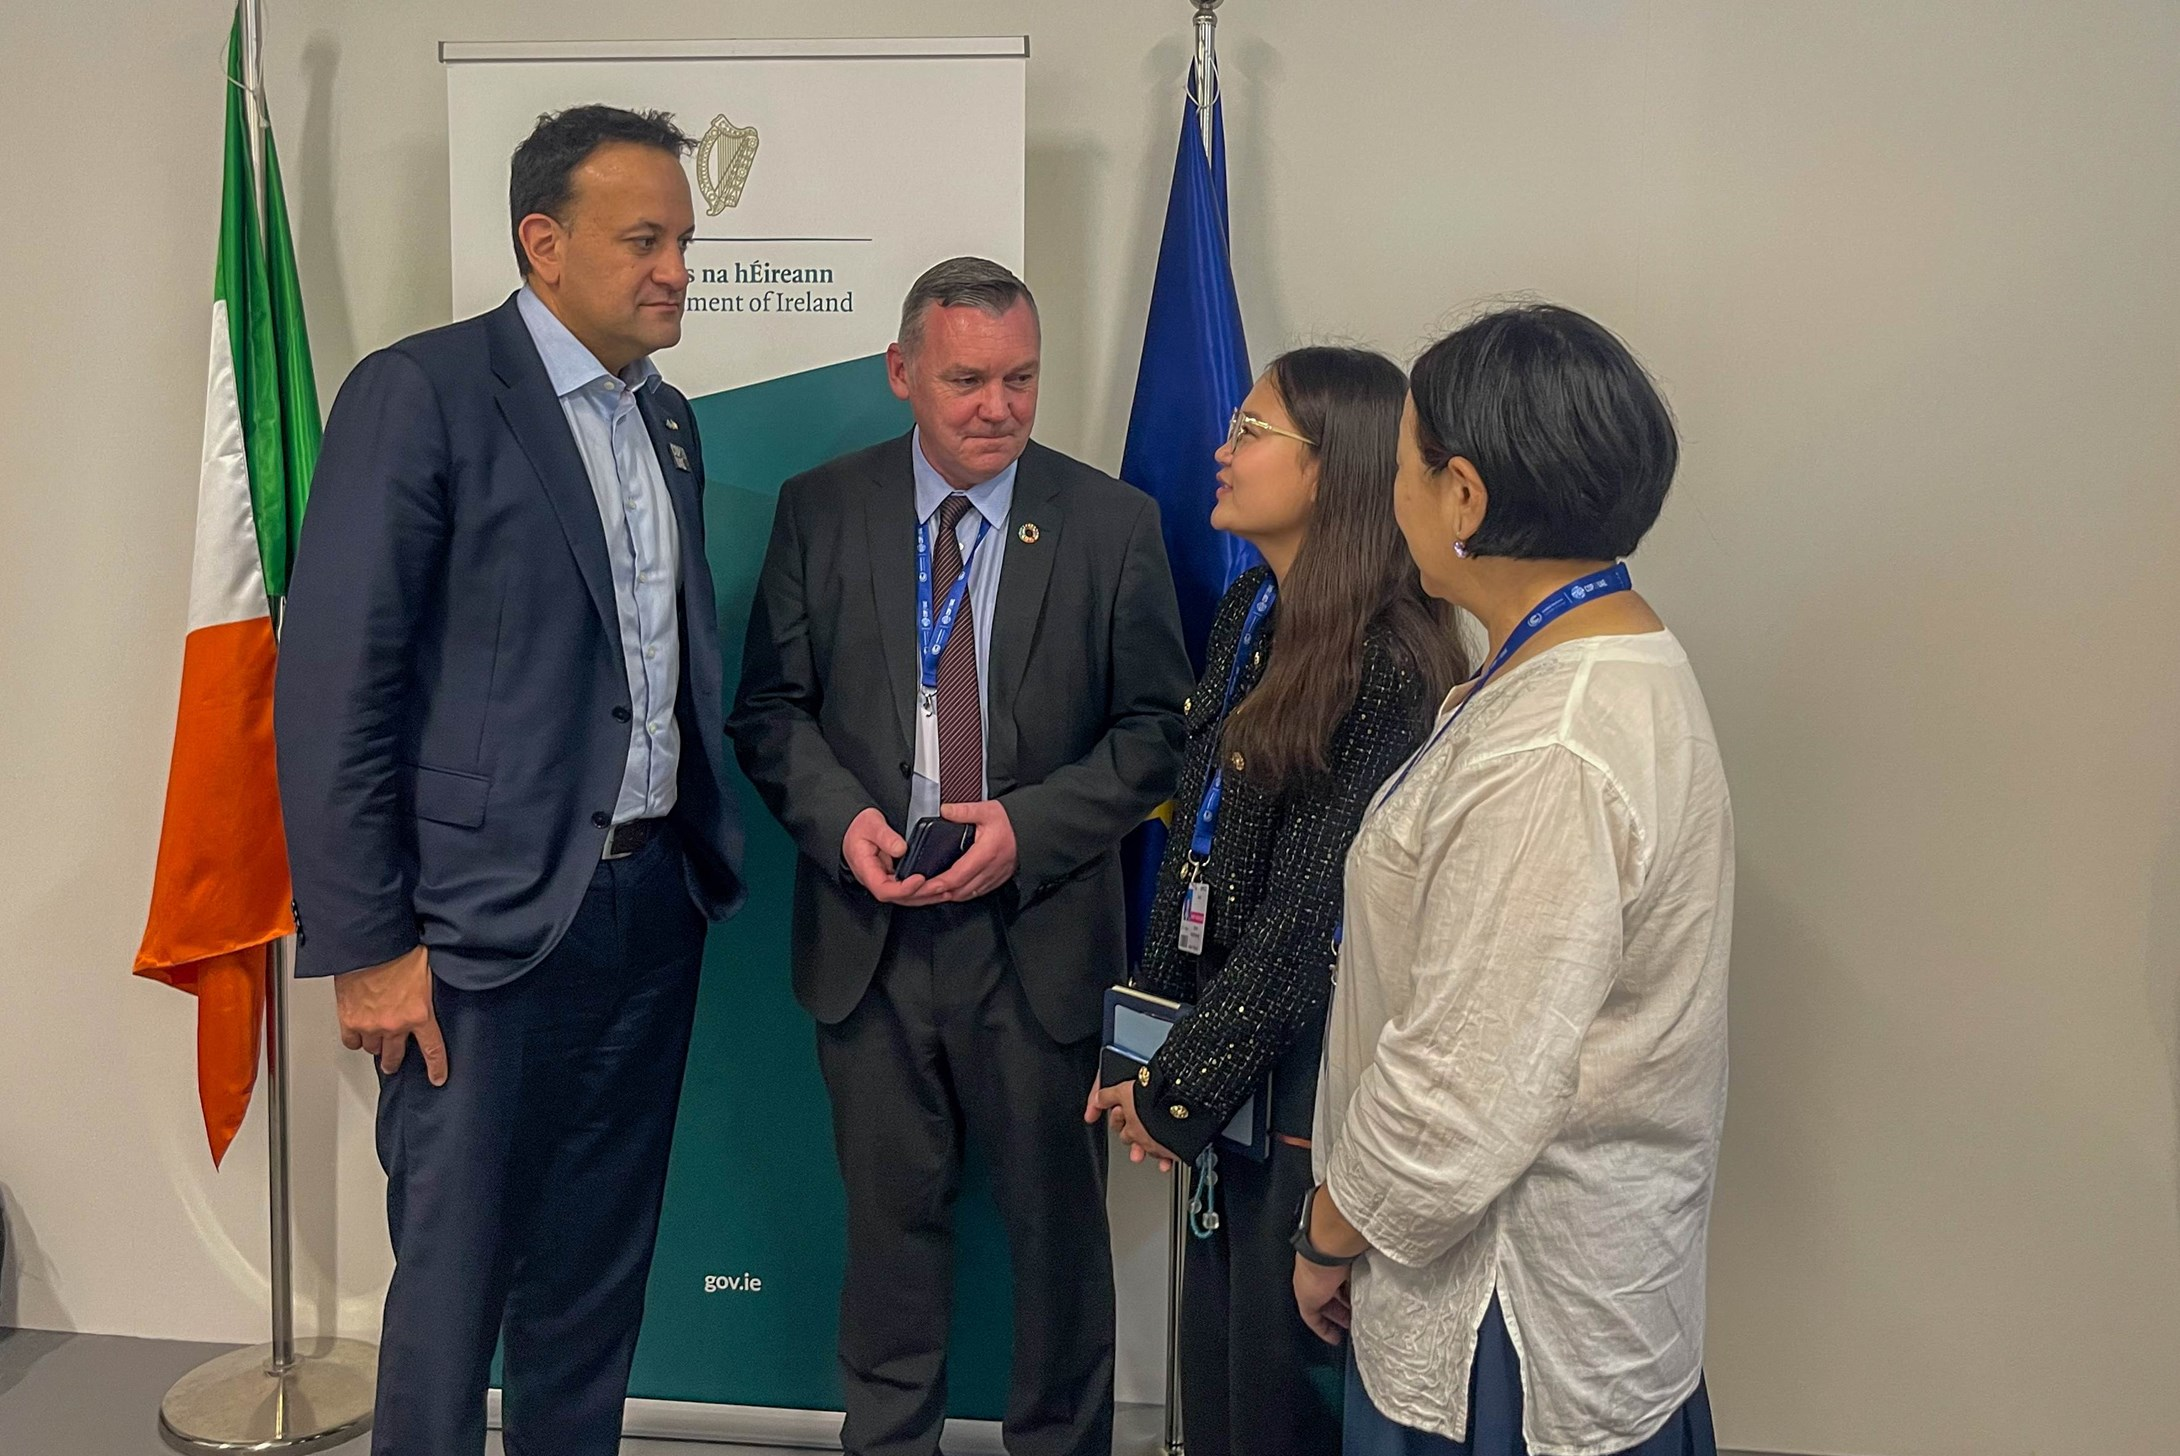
[1371,562,1633,813]
[1187,580,1279,864]
[916,511,992,696]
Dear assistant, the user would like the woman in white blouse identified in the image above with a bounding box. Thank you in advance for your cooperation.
[1294,304,1731,1456]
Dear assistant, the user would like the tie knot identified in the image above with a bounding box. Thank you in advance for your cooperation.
[939,493,975,531]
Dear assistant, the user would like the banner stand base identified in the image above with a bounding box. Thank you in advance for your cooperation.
[485,1391,1004,1452]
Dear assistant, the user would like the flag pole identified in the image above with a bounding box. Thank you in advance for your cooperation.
[1163,1164,1191,1456]
[1158,16,1226,1453]
[238,0,299,1381]
[158,3,375,1447]
[1192,0,1222,167]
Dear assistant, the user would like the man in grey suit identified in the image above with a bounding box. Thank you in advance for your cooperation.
[731,258,1191,1456]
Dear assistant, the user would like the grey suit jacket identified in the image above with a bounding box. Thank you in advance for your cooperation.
[729,433,1191,1042]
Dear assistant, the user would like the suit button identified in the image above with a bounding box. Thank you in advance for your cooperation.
[592,811,610,828]
[612,706,632,723]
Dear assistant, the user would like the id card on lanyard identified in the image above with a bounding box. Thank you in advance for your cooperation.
[1178,580,1278,954]
[912,510,991,800]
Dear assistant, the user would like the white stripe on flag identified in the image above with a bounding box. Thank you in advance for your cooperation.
[189,299,270,634]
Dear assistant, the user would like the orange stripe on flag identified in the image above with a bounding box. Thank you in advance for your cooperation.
[188,945,268,1167]
[135,615,293,1165]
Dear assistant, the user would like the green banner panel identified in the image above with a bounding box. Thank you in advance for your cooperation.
[626,353,1015,1417]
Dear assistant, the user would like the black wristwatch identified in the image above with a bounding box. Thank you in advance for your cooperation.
[1290,1184,1360,1268]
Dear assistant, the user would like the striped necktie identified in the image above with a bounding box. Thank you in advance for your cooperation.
[930,493,983,803]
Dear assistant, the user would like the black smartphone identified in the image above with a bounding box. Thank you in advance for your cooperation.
[895,817,976,881]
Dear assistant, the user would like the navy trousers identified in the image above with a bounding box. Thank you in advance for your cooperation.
[1179,1142,1345,1456]
[1344,1296,1717,1456]
[369,831,705,1456]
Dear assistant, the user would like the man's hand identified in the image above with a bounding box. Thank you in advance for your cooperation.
[335,945,447,1085]
[842,807,938,906]
[1293,1255,1352,1345]
[1086,1077,1178,1172]
[919,800,1018,903]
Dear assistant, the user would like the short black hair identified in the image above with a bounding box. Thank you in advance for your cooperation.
[508,105,694,275]
[1409,303,1678,560]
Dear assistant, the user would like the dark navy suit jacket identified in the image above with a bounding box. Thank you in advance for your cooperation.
[276,293,745,989]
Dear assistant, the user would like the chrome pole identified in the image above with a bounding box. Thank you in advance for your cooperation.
[1166,17,1224,1451]
[242,2,291,1373]
[1192,0,1222,166]
[241,0,268,228]
[1163,1164,1190,1456]
[264,916,296,1371]
[159,934,375,1456]
[158,5,377,1449]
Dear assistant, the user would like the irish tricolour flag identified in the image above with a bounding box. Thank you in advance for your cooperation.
[135,10,319,1165]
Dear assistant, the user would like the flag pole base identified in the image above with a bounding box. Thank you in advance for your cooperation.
[157,1338,377,1454]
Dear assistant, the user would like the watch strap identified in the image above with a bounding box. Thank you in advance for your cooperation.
[1291,1184,1359,1268]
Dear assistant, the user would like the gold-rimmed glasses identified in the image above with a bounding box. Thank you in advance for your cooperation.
[1224,407,1315,452]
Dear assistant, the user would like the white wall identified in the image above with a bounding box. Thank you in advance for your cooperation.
[5,4,2179,1453]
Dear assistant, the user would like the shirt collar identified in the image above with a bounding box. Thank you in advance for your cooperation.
[912,427,1018,529]
[516,285,660,400]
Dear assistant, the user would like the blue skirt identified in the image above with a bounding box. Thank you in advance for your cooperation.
[1343,1296,1717,1456]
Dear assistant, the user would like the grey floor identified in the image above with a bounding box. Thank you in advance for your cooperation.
[0,1327,1166,1456]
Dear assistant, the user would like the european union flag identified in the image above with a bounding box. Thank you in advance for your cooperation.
[1123,64,1257,670]
[1120,63,1257,966]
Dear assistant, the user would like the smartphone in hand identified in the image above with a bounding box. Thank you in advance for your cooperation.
[895,817,976,881]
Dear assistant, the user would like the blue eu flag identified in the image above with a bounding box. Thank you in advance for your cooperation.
[1120,64,1257,966]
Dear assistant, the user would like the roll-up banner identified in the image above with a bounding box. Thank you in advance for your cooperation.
[444,37,1028,1448]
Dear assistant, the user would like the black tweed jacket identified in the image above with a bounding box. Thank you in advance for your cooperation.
[1131,566,1439,1163]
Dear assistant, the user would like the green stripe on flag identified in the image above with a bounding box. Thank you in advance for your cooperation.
[219,9,319,598]
[262,128,320,549]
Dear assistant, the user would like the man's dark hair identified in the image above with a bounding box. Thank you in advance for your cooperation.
[1409,303,1679,561]
[508,105,694,275]
[897,257,1038,355]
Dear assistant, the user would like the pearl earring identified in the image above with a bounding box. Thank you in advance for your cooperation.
[1452,538,1470,558]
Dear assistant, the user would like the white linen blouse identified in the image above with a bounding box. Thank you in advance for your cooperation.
[1316,630,1733,1456]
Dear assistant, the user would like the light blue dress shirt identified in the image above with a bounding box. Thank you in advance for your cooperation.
[906,428,1014,827]
[516,286,682,825]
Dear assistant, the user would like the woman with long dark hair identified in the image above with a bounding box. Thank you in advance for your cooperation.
[1090,345,1465,1456]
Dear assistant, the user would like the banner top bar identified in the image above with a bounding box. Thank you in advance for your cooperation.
[441,36,1030,65]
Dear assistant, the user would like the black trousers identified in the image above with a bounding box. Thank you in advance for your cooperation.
[369,832,705,1456]
[1180,1140,1345,1456]
[815,903,1115,1456]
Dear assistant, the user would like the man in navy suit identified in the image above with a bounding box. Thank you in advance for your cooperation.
[275,106,744,1455]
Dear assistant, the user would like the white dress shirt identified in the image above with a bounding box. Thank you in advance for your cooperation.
[516,286,681,825]
[1316,630,1733,1455]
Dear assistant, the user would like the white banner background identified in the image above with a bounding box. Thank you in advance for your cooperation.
[446,38,1028,1447]
[448,38,1025,393]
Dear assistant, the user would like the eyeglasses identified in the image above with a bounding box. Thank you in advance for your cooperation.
[1224,408,1315,452]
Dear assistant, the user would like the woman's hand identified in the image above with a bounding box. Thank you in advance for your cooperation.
[1293,1255,1352,1345]
[1085,1077,1179,1172]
